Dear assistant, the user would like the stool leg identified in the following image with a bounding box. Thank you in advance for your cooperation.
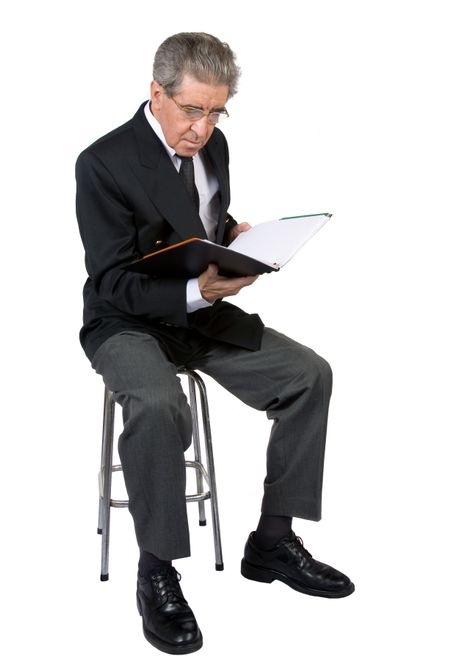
[97,406,107,535]
[99,387,115,581]
[191,371,224,571]
[188,376,207,526]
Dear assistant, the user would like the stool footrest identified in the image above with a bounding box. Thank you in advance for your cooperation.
[186,491,211,503]
[185,460,210,485]
[110,499,129,508]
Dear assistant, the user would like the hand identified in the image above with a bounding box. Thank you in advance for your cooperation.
[198,263,259,303]
[226,221,252,245]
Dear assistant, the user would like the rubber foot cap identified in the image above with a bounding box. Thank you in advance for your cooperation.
[100,573,109,581]
[199,520,207,526]
[215,563,224,571]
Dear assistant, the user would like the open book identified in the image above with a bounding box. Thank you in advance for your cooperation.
[125,212,331,278]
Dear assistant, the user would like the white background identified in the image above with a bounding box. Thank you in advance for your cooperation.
[1,0,449,669]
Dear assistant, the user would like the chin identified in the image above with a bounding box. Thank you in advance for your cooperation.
[177,144,201,157]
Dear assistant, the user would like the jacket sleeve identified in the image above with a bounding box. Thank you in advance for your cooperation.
[222,212,240,246]
[75,149,189,326]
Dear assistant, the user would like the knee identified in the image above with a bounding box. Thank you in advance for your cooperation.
[300,350,333,395]
[317,354,332,390]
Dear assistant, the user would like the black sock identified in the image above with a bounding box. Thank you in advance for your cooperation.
[254,514,292,550]
[138,550,172,578]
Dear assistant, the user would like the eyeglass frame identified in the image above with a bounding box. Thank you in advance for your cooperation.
[165,92,229,125]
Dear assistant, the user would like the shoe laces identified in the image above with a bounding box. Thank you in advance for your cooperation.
[287,533,313,559]
[150,565,186,604]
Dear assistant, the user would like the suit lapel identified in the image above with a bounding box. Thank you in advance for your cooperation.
[203,132,230,244]
[130,102,207,241]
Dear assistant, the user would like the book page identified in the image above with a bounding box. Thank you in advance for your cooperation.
[227,213,331,267]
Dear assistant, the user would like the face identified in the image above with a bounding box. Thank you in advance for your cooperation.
[150,74,229,157]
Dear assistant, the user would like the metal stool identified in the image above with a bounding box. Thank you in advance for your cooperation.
[97,368,224,580]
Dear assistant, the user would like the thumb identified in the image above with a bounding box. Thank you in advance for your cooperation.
[206,263,219,277]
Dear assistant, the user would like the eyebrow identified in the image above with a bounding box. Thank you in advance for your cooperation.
[181,102,227,113]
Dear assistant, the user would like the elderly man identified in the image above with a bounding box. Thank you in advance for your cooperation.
[75,32,354,655]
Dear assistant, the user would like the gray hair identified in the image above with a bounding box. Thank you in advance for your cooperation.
[153,32,241,99]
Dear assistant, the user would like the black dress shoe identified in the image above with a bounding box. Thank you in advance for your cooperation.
[136,565,203,654]
[241,530,355,598]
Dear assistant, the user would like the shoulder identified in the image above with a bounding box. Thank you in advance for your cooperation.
[76,121,134,171]
[75,101,148,169]
[205,126,230,165]
[210,125,228,148]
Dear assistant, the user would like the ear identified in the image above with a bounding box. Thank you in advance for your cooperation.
[150,80,164,110]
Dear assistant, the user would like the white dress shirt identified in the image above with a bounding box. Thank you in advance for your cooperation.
[144,101,221,312]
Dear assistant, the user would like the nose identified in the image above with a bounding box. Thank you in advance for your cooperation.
[190,115,210,138]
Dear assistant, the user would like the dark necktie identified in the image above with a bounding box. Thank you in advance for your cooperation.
[177,155,200,212]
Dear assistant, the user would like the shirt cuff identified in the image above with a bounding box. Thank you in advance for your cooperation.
[186,277,214,313]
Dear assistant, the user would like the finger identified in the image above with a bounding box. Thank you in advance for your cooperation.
[240,274,258,286]
[224,274,258,290]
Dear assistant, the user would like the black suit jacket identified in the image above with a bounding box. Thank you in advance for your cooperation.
[76,101,263,363]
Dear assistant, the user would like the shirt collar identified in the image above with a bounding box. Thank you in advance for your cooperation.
[144,100,197,162]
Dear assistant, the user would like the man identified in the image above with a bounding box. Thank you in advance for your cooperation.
[76,32,354,656]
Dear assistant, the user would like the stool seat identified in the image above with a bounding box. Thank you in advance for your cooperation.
[97,368,223,580]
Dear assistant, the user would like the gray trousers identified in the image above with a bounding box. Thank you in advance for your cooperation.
[91,327,332,560]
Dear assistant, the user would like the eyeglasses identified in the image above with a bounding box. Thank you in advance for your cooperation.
[168,94,229,125]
